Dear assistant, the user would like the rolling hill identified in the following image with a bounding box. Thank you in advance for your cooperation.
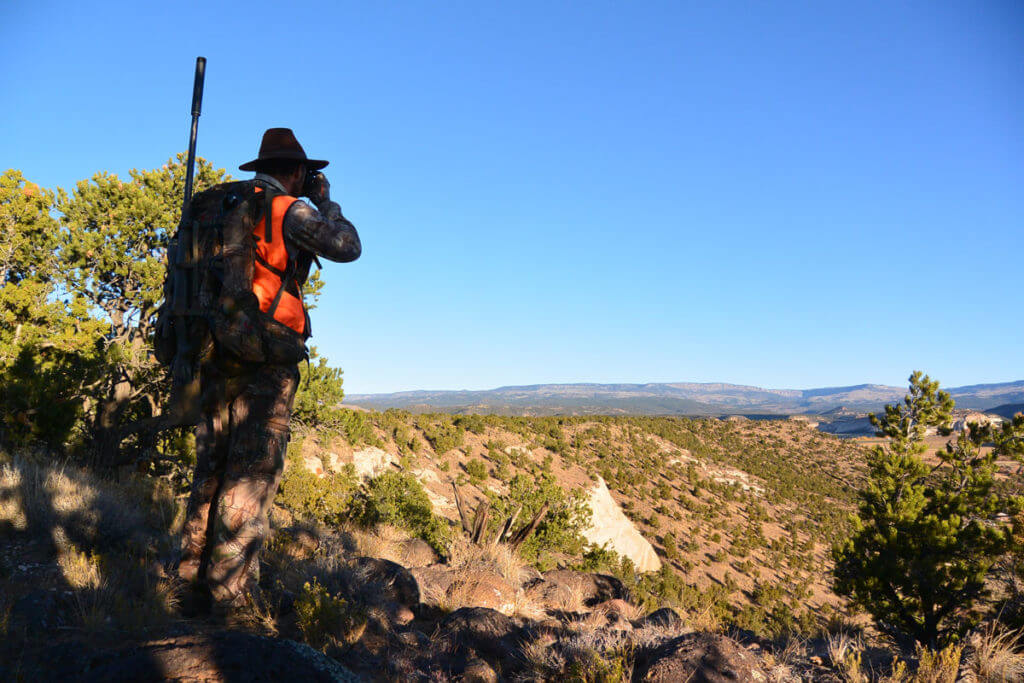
[348,379,1024,416]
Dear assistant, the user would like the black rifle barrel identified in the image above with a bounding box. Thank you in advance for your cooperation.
[181,56,206,212]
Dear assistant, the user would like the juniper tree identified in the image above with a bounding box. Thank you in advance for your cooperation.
[55,155,227,461]
[0,169,106,446]
[833,372,1023,646]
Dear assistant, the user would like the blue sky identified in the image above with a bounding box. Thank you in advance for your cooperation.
[3,2,1022,394]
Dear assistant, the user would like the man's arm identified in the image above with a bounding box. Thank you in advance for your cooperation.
[282,199,361,263]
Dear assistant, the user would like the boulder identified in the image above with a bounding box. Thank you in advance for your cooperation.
[636,633,767,682]
[351,447,394,480]
[582,477,662,572]
[54,633,360,682]
[636,606,684,631]
[399,538,439,567]
[540,569,632,607]
[462,657,499,683]
[301,454,326,478]
[410,564,453,603]
[350,557,419,608]
[438,607,520,661]
[446,571,516,614]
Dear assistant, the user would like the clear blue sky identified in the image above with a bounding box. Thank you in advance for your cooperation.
[3,2,1022,394]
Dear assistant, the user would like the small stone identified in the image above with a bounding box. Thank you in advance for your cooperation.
[462,657,498,683]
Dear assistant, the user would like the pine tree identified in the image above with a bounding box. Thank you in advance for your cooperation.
[833,372,1023,646]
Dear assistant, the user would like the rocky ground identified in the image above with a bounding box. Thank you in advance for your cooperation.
[3,411,1022,681]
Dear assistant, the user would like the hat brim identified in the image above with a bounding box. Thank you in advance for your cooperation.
[238,157,329,172]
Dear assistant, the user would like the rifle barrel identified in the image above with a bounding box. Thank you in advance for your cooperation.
[182,56,206,213]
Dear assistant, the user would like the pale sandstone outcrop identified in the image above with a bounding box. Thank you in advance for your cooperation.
[582,477,662,572]
[351,446,395,480]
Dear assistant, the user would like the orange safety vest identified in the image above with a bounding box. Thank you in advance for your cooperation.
[253,186,308,336]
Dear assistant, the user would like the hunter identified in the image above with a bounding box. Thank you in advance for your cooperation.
[178,128,361,605]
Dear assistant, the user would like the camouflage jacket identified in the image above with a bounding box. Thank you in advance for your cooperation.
[253,173,361,277]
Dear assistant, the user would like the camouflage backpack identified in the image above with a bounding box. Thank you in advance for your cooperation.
[153,180,308,378]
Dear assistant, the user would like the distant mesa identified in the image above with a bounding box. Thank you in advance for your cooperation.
[347,379,1024,422]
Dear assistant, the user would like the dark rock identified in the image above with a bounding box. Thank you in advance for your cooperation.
[52,632,361,682]
[411,565,455,607]
[462,656,499,683]
[438,607,520,661]
[11,588,62,632]
[541,569,632,606]
[398,538,439,567]
[636,633,767,682]
[350,556,419,607]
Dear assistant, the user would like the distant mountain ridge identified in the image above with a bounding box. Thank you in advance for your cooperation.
[347,380,1024,416]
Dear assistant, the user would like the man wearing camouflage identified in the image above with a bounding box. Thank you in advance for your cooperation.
[178,128,361,605]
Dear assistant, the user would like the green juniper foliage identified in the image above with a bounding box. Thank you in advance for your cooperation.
[832,372,1023,646]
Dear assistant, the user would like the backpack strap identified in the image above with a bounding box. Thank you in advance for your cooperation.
[263,187,275,243]
[266,258,297,322]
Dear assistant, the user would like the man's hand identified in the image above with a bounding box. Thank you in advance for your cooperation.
[303,171,331,205]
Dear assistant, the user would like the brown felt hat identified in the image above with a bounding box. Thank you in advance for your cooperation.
[239,128,328,172]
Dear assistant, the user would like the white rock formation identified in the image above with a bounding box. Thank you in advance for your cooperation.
[583,477,662,573]
[351,447,395,480]
[301,454,326,478]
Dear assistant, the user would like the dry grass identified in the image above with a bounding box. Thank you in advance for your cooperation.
[772,633,808,669]
[684,601,724,634]
[447,537,525,583]
[826,632,869,683]
[547,580,588,615]
[969,624,1024,682]
[231,590,282,636]
[510,586,547,620]
[1,454,177,550]
[518,632,564,678]
[434,568,477,613]
[913,643,962,683]
[57,542,103,590]
[346,522,406,562]
[1,453,183,640]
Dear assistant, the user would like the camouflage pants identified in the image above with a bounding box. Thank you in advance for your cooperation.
[178,363,299,602]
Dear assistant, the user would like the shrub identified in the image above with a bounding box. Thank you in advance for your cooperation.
[295,579,366,652]
[351,471,451,554]
[487,472,591,566]
[276,457,358,525]
[453,414,486,435]
[662,532,679,560]
[292,348,345,428]
[465,458,487,485]
[419,416,464,454]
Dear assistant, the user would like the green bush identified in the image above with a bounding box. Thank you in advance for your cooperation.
[465,458,487,484]
[295,579,366,652]
[292,348,345,427]
[276,450,358,525]
[351,471,451,554]
[419,416,465,454]
[487,472,590,565]
[454,414,486,435]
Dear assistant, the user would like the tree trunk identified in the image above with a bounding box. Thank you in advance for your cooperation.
[94,373,132,467]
